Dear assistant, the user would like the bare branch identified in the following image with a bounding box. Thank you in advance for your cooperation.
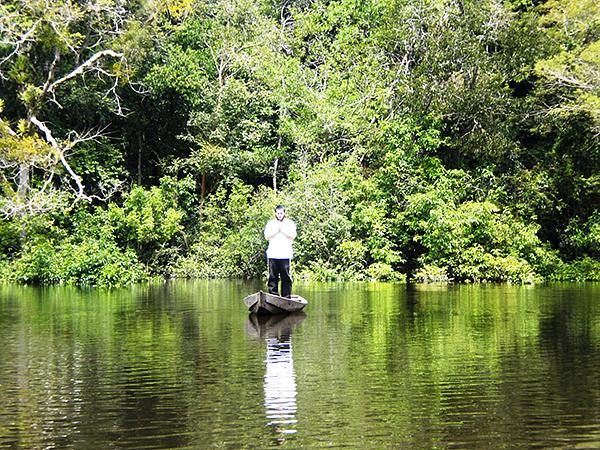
[89,178,126,202]
[543,68,596,91]
[48,49,124,93]
[64,125,111,151]
[129,81,150,95]
[29,115,89,204]
[0,191,65,218]
[104,76,126,116]
[0,18,42,79]
[49,20,79,54]
[29,166,58,205]
[42,48,62,95]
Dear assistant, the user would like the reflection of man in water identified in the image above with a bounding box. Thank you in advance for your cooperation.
[264,205,297,298]
[247,313,305,443]
[264,333,297,438]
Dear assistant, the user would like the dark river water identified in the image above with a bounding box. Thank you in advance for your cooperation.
[0,281,599,449]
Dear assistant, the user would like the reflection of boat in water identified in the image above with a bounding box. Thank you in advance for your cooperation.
[244,291,308,315]
[246,312,305,441]
[245,312,306,339]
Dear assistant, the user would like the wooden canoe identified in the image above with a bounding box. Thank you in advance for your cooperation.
[243,291,308,315]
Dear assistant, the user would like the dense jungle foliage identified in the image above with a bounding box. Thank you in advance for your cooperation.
[0,0,598,286]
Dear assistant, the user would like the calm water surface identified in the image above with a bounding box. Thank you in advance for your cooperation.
[0,281,599,448]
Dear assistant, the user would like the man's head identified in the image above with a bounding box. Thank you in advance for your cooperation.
[274,205,285,221]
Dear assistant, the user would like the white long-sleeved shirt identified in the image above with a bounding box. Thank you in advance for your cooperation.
[264,218,297,259]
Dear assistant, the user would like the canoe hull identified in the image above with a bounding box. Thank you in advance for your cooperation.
[244,291,308,315]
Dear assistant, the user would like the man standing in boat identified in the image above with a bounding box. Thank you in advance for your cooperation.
[264,205,297,298]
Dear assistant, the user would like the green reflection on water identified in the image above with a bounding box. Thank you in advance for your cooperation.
[0,281,599,448]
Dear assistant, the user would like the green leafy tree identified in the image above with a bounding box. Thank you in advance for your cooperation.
[0,0,134,216]
[535,0,600,130]
[145,0,281,199]
[510,0,600,250]
[173,179,275,278]
[108,177,187,271]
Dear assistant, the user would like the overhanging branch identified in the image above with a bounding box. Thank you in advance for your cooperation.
[48,49,124,93]
[29,115,89,204]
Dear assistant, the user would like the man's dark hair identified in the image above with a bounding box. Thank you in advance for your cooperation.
[275,204,285,211]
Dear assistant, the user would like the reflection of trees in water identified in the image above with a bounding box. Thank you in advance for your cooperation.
[246,313,305,444]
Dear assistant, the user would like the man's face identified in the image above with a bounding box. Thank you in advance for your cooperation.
[275,208,285,221]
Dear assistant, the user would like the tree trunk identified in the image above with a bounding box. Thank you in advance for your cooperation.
[17,163,29,238]
[137,132,143,185]
[201,173,206,203]
[273,157,279,192]
[17,163,29,202]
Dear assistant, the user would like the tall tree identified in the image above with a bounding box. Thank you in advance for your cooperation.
[145,0,282,199]
[535,0,600,131]
[0,0,134,217]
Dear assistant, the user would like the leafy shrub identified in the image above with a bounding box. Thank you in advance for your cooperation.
[414,265,449,283]
[108,177,185,248]
[172,180,273,278]
[0,219,20,255]
[562,211,600,259]
[4,228,146,287]
[552,257,600,281]
[8,239,60,285]
[364,263,405,282]
[397,171,557,282]
[285,157,369,280]
[352,195,404,274]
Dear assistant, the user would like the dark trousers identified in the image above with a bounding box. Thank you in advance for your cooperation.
[268,258,292,298]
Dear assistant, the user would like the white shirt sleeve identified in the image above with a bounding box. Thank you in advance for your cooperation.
[281,219,297,240]
[264,220,278,240]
